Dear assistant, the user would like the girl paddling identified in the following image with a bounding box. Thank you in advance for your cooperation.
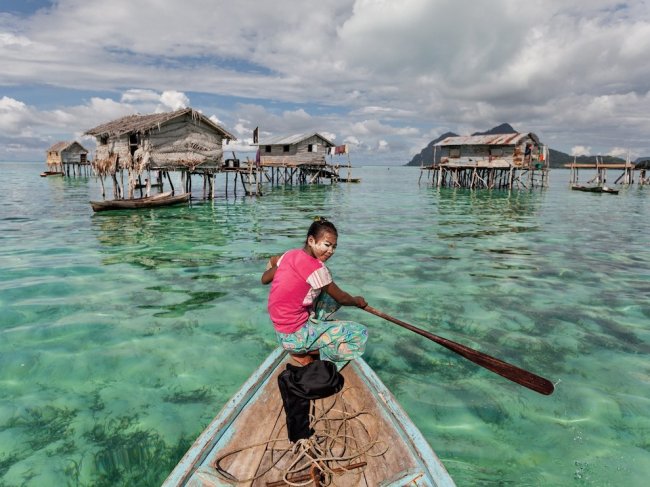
[261,217,368,370]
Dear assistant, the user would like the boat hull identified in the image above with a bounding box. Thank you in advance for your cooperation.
[571,185,619,194]
[162,348,455,487]
[89,192,190,212]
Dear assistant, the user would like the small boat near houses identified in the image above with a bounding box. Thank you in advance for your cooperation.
[40,171,64,177]
[89,191,190,212]
[571,184,619,194]
[334,176,362,183]
[162,347,455,486]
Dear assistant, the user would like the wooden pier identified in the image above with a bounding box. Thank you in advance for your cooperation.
[564,158,645,186]
[116,161,345,201]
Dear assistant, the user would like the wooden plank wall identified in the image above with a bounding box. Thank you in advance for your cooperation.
[261,135,328,166]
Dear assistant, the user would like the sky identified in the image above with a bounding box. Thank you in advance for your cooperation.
[1,0,649,164]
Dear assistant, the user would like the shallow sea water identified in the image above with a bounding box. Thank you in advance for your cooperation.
[1,163,649,486]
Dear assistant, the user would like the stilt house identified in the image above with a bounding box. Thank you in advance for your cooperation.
[84,108,236,198]
[45,141,89,172]
[422,132,549,189]
[85,108,236,173]
[437,132,544,168]
[258,133,334,166]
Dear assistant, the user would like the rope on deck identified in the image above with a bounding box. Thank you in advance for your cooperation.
[212,386,388,486]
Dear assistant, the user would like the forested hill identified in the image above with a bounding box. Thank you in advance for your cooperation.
[545,149,626,167]
[406,131,458,167]
[405,124,627,168]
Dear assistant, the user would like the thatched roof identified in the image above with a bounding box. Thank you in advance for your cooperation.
[46,141,88,153]
[84,108,236,140]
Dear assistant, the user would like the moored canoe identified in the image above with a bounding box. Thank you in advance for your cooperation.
[89,191,190,212]
[571,184,619,194]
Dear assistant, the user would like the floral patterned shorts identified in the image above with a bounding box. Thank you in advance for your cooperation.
[275,293,368,370]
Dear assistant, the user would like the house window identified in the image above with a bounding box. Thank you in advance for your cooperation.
[265,145,271,153]
[308,144,318,152]
[99,136,108,145]
[283,145,290,152]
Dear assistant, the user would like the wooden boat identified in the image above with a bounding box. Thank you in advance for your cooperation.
[162,348,455,487]
[40,171,64,177]
[89,191,190,212]
[571,184,619,194]
[335,177,362,183]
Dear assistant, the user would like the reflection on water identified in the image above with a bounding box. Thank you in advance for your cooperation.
[0,165,649,486]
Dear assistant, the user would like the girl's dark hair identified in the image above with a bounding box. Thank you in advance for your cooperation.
[306,217,337,243]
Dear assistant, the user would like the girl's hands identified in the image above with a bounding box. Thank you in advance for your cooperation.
[266,255,280,269]
[261,255,281,284]
[354,296,368,308]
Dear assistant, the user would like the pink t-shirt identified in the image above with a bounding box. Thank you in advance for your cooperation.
[267,248,332,334]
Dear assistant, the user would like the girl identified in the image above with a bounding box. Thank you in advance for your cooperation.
[261,218,368,370]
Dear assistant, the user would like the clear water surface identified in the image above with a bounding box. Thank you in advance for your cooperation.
[0,163,648,486]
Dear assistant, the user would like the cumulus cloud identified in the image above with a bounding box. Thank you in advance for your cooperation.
[0,97,32,135]
[377,139,389,151]
[1,0,650,162]
[608,147,633,159]
[571,146,592,156]
[160,91,189,111]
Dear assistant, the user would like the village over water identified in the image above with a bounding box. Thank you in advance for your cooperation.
[41,108,649,211]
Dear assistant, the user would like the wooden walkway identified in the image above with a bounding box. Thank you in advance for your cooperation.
[564,160,646,185]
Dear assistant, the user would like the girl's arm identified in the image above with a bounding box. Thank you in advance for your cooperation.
[323,281,367,308]
[261,255,281,284]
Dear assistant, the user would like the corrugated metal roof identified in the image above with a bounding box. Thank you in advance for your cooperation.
[259,132,334,147]
[436,132,539,146]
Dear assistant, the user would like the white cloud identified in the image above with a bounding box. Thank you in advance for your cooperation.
[344,135,360,146]
[1,0,650,162]
[0,97,32,135]
[159,91,189,111]
[121,90,161,104]
[571,146,591,157]
[608,147,633,160]
[0,32,33,48]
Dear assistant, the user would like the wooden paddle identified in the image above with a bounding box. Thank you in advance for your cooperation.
[363,306,555,396]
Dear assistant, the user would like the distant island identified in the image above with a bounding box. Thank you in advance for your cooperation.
[405,123,635,168]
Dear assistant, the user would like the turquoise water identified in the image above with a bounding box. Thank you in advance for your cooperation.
[1,163,648,486]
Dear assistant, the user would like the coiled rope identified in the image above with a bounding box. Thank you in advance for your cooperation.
[213,386,388,486]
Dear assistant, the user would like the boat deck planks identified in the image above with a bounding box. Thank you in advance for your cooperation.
[211,386,285,482]
[163,348,455,486]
